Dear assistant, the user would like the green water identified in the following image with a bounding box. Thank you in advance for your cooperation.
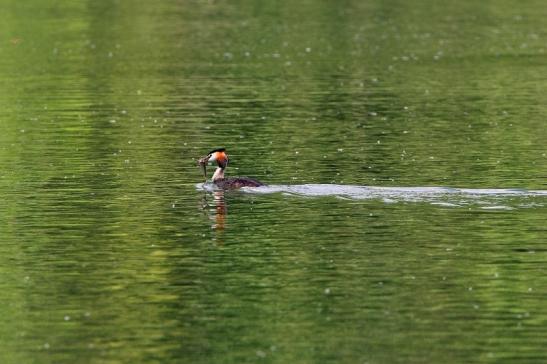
[1,1,546,363]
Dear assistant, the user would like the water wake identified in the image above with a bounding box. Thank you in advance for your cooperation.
[197,183,547,209]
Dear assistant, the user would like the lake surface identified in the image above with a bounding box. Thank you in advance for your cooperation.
[1,1,546,363]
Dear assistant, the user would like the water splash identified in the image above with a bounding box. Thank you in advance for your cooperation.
[197,183,547,209]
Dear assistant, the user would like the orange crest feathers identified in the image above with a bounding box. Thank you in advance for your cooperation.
[215,151,227,163]
[207,148,228,168]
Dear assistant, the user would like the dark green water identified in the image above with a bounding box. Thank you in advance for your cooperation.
[1,1,546,363]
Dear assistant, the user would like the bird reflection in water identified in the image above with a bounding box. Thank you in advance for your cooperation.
[202,190,227,232]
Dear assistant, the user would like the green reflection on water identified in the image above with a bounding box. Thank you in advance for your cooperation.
[1,0,546,363]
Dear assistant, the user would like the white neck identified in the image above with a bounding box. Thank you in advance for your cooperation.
[212,167,225,182]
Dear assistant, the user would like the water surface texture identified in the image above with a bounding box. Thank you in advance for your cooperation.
[1,1,547,363]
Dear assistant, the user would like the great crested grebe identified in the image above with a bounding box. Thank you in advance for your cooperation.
[198,148,264,189]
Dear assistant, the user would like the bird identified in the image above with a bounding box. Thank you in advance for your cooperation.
[198,148,264,189]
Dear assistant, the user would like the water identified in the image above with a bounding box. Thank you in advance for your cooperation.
[1,1,547,363]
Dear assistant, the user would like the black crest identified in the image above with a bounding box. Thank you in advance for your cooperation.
[208,147,226,154]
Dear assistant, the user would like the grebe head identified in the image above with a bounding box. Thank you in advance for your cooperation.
[206,148,229,169]
[198,148,229,181]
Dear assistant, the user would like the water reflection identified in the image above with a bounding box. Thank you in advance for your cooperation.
[202,190,227,232]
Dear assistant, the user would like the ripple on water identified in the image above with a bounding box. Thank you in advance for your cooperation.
[196,183,547,209]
